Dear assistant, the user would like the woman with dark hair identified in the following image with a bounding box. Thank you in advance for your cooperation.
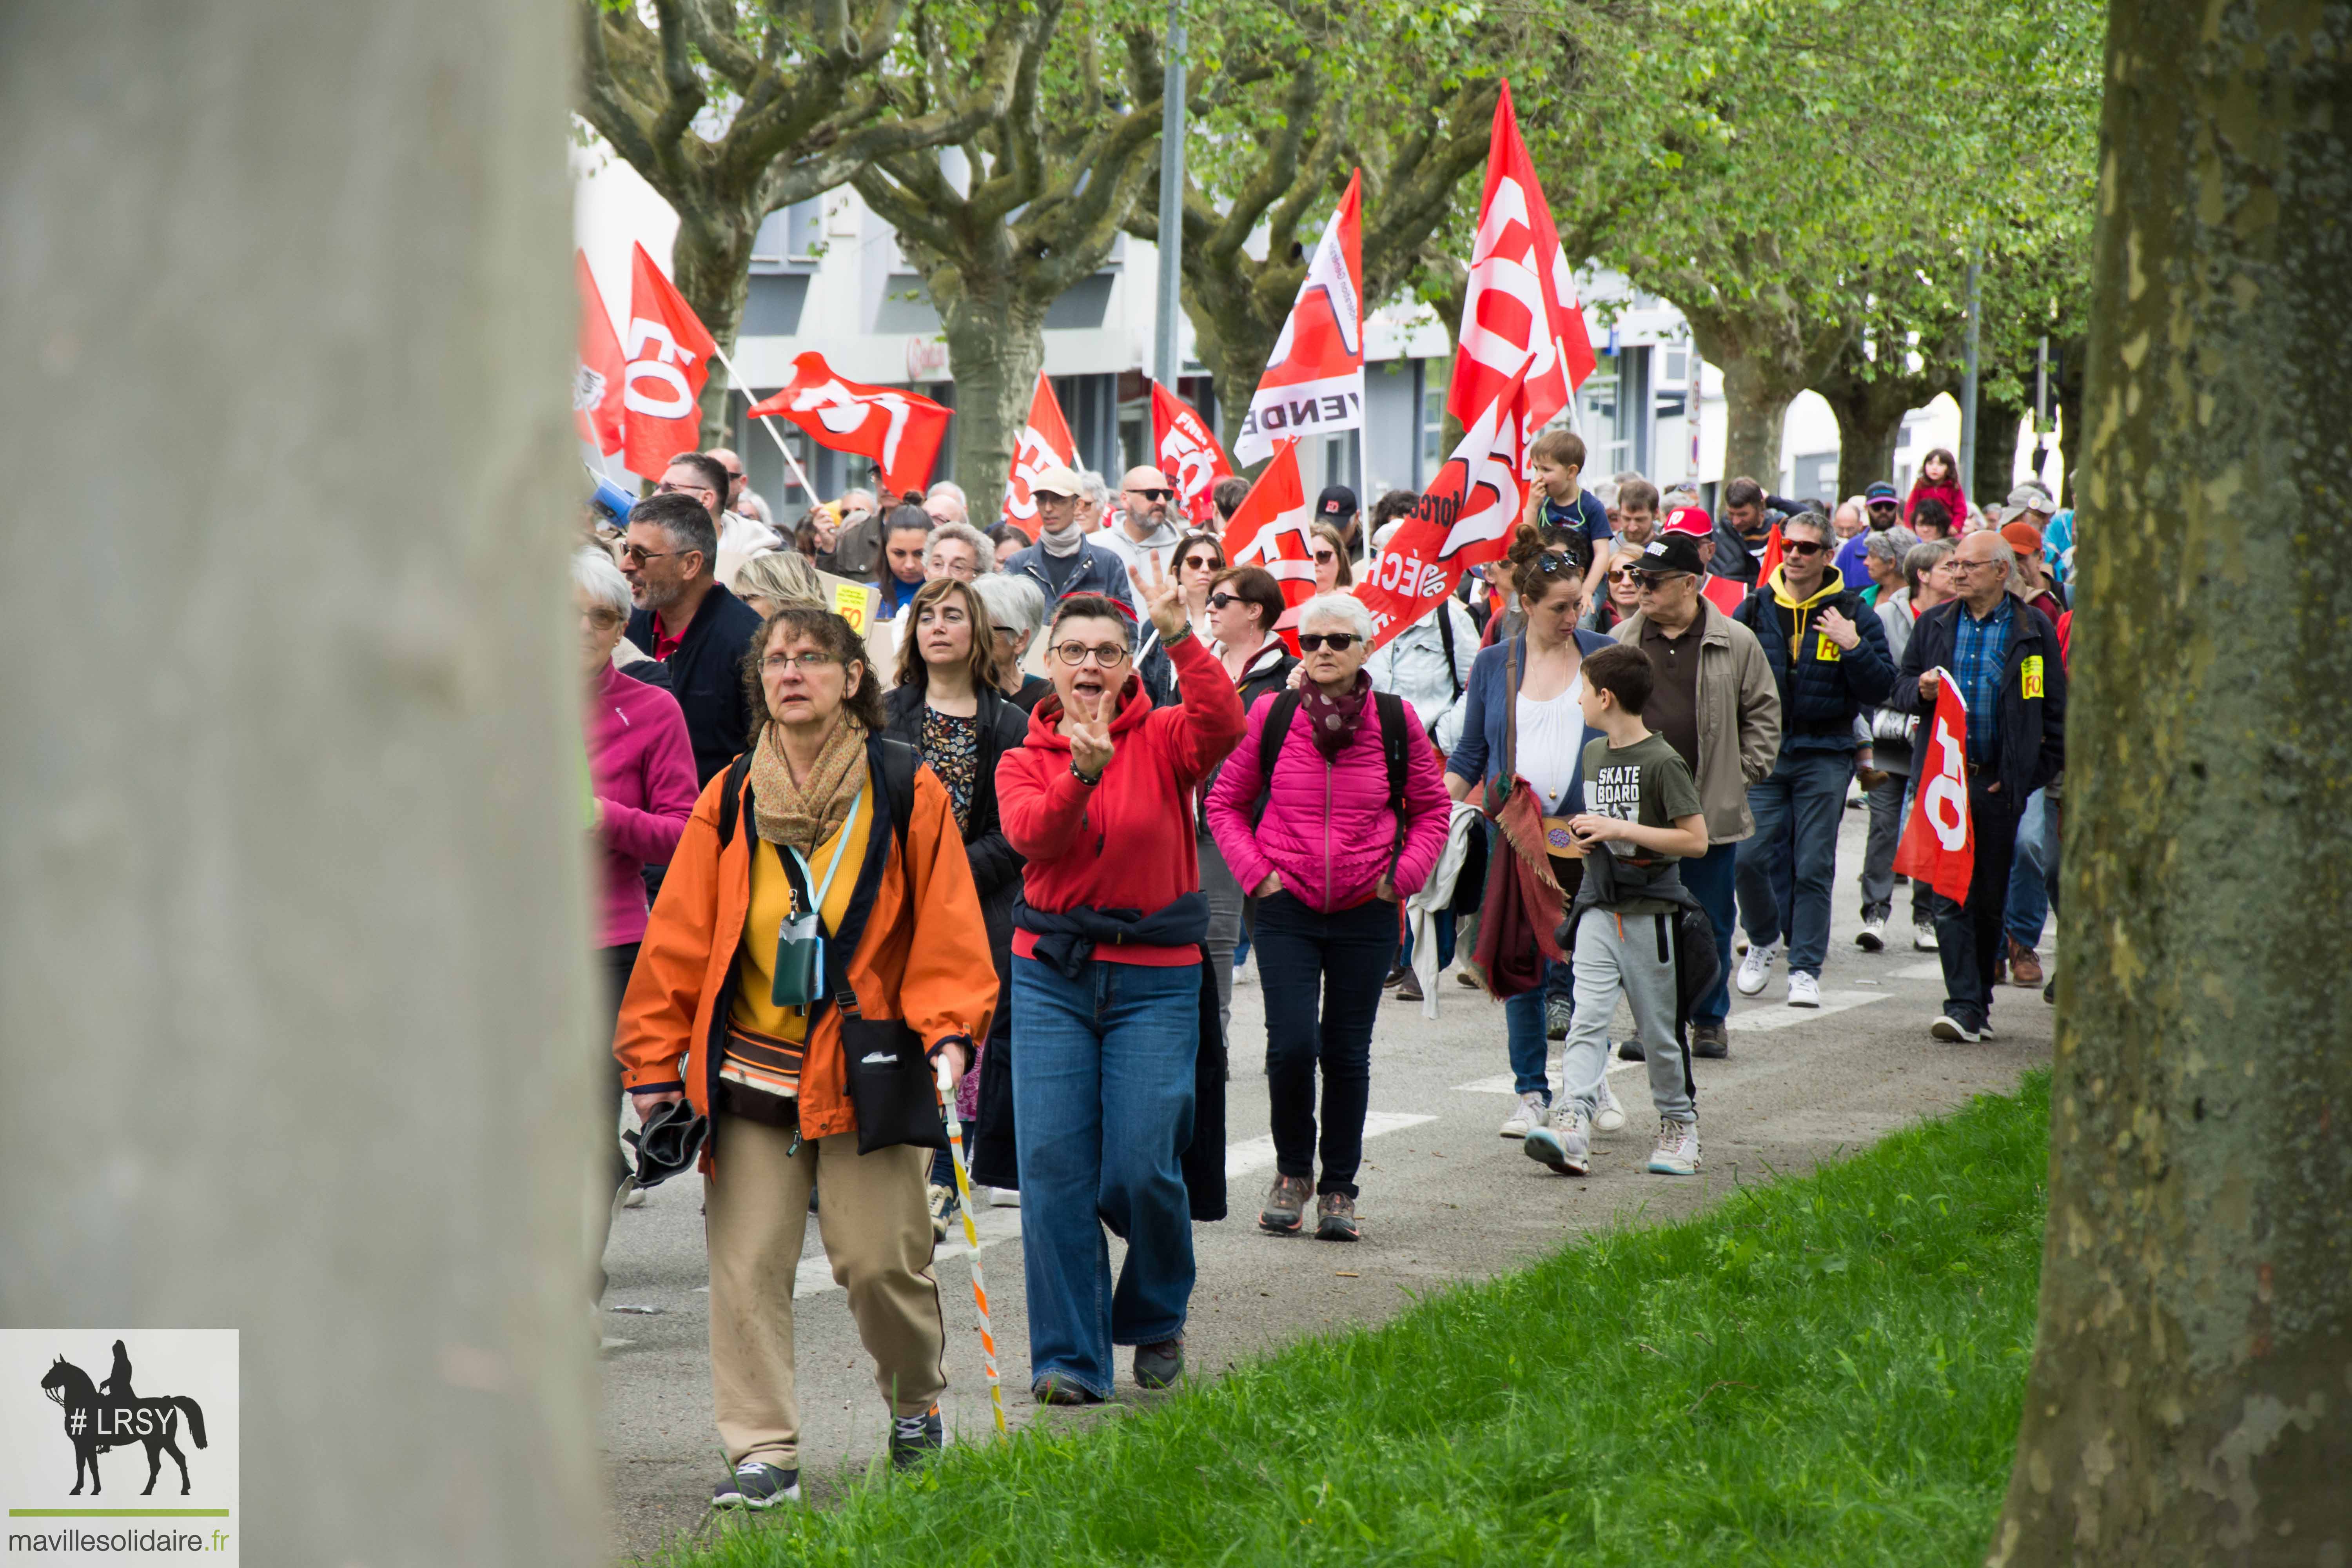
[996,566,1247,1403]
[615,603,997,1508]
[1905,448,1966,536]
[885,578,1029,1228]
[1172,532,1226,626]
[1445,525,1624,1143]
[872,494,933,619]
[987,522,1031,571]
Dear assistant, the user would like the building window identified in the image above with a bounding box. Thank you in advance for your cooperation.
[1419,357,1448,476]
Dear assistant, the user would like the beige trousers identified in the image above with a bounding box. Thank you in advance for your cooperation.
[704,1114,946,1467]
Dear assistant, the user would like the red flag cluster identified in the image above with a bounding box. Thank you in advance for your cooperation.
[1002,374,1078,529]
[1233,171,1366,467]
[747,354,949,499]
[1220,438,1319,644]
[1355,81,1597,648]
[1150,381,1233,526]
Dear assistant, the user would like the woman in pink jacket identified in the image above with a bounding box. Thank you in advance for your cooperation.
[1207,593,1449,1242]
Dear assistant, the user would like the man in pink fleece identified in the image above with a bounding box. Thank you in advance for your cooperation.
[1206,593,1450,1243]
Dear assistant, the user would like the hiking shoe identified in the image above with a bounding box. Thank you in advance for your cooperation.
[1735,938,1781,996]
[1315,1191,1359,1242]
[1545,995,1573,1040]
[1617,1037,1646,1062]
[927,1181,960,1243]
[712,1460,800,1509]
[1382,964,1408,989]
[2007,938,2044,987]
[1855,916,1887,953]
[1788,971,1821,1008]
[1524,1102,1592,1176]
[1930,1014,1987,1044]
[1592,1074,1627,1134]
[1690,1022,1730,1059]
[1032,1373,1102,1406]
[1913,920,1939,951]
[1259,1174,1312,1234]
[1499,1091,1547,1139]
[1648,1117,1702,1175]
[1394,969,1423,1003]
[1134,1338,1184,1390]
[889,1405,946,1471]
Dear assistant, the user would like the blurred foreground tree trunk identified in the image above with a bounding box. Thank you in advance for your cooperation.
[1987,2,2352,1564]
[0,1,601,1561]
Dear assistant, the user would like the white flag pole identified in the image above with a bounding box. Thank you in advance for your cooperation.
[708,341,817,499]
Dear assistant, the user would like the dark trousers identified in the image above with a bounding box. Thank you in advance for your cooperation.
[1932,781,2023,1030]
[594,942,641,1297]
[1681,840,1740,1024]
[1254,891,1398,1198]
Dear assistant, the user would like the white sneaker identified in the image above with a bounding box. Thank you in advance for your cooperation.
[1648,1116,1702,1175]
[1913,920,1939,951]
[1855,916,1887,952]
[620,1183,649,1209]
[1524,1102,1592,1176]
[1499,1091,1547,1139]
[970,1185,1018,1209]
[1592,1075,1626,1134]
[1735,938,1781,996]
[1788,971,1821,1008]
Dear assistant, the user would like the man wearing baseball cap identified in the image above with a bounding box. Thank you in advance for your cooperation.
[1316,485,1361,554]
[1001,464,1171,702]
[1606,530,1782,1058]
[1835,481,1905,586]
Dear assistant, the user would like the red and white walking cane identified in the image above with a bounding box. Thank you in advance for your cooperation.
[936,1059,1008,1438]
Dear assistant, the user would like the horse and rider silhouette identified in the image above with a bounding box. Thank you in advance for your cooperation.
[38,1341,208,1496]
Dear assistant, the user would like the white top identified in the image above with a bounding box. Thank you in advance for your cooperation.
[1515,676,1586,813]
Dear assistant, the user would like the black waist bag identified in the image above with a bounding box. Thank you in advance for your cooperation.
[842,1015,947,1156]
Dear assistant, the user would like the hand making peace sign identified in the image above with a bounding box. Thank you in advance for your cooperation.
[1129,556,1191,644]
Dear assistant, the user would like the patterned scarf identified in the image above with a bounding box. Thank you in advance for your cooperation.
[1300,669,1372,761]
[748,714,869,857]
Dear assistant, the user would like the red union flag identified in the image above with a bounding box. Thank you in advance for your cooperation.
[747,352,949,498]
[622,241,719,478]
[1233,171,1364,467]
[1150,381,1233,525]
[1356,80,1596,648]
[573,252,626,456]
[1894,672,1976,902]
[1002,373,1077,528]
[1220,438,1318,641]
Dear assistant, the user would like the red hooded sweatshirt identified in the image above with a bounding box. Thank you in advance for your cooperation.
[997,632,1245,965]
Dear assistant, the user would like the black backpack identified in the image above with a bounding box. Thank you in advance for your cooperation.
[1250,688,1417,880]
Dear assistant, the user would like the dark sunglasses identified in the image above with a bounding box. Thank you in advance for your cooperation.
[1297,632,1361,652]
[1208,592,1243,610]
[1129,488,1174,502]
[1533,550,1581,575]
[1312,549,1338,563]
[1629,570,1687,591]
[1782,540,1827,557]
[1180,554,1222,572]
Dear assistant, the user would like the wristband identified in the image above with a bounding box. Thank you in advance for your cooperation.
[1071,760,1102,786]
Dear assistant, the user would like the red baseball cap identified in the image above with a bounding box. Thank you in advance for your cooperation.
[1662,505,1714,538]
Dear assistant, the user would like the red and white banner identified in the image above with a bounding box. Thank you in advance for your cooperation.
[1893,671,1975,902]
[573,252,626,457]
[1002,373,1077,529]
[746,352,950,499]
[621,241,719,479]
[1356,82,1596,648]
[1232,171,1365,467]
[1220,438,1318,641]
[1150,381,1233,526]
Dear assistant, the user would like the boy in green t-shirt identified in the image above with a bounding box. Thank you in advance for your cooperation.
[1525,644,1711,1178]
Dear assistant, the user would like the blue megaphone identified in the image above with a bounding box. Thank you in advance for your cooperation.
[586,470,637,530]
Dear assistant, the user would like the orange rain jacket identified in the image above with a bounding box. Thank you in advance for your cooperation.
[614,737,997,1156]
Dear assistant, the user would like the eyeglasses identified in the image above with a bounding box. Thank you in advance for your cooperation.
[1127,488,1174,502]
[655,480,715,499]
[762,651,840,673]
[581,607,626,629]
[1782,540,1826,558]
[618,543,678,564]
[1296,632,1361,652]
[1051,641,1131,668]
[1948,557,2005,573]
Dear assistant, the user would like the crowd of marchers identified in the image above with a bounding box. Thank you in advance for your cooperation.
[572,432,2070,1508]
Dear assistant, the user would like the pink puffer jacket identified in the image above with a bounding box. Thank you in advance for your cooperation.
[1206,686,1452,913]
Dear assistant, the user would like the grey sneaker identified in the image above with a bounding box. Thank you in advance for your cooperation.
[711,1459,800,1510]
[1259,1173,1312,1234]
[888,1405,945,1471]
[1314,1191,1359,1242]
[1134,1338,1184,1390]
[1545,995,1573,1040]
[1499,1091,1547,1139]
[1523,1102,1592,1176]
[1647,1116,1702,1175]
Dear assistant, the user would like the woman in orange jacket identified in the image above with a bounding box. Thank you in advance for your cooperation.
[614,603,996,1512]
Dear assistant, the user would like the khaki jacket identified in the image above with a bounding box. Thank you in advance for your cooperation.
[1611,601,1782,844]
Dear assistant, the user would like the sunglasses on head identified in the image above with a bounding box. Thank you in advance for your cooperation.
[1296,632,1361,653]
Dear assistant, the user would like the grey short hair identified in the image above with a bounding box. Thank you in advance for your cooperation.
[1864,525,1920,566]
[1782,509,1833,544]
[926,521,996,574]
[925,480,967,508]
[1076,469,1111,507]
[973,573,1046,638]
[1904,537,1956,592]
[1298,591,1374,644]
[572,544,632,617]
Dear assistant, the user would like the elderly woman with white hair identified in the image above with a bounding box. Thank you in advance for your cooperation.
[925,520,995,583]
[573,546,697,1290]
[972,572,1053,711]
[1206,592,1450,1242]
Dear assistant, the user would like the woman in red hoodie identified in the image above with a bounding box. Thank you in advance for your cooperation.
[1905,447,1967,536]
[1207,593,1450,1242]
[995,562,1245,1404]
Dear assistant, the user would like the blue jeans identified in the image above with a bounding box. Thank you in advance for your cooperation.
[2002,789,2054,950]
[1735,750,1851,978]
[1682,840,1740,1024]
[1009,955,1199,1398]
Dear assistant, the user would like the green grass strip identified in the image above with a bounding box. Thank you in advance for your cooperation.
[669,1071,2049,1568]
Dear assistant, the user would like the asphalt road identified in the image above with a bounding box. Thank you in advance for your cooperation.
[595,804,2055,1561]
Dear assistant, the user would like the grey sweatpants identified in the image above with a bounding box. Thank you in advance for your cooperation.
[1200,829,1244,1045]
[1859,767,1909,918]
[1559,907,1694,1123]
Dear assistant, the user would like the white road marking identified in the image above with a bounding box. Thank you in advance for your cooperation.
[1890,960,1945,980]
[1724,990,1887,1031]
[1452,1061,1644,1095]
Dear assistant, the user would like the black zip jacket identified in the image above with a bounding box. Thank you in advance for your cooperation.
[1895,594,2067,800]
[625,582,764,785]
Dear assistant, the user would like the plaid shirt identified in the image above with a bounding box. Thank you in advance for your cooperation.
[1951,595,2014,760]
